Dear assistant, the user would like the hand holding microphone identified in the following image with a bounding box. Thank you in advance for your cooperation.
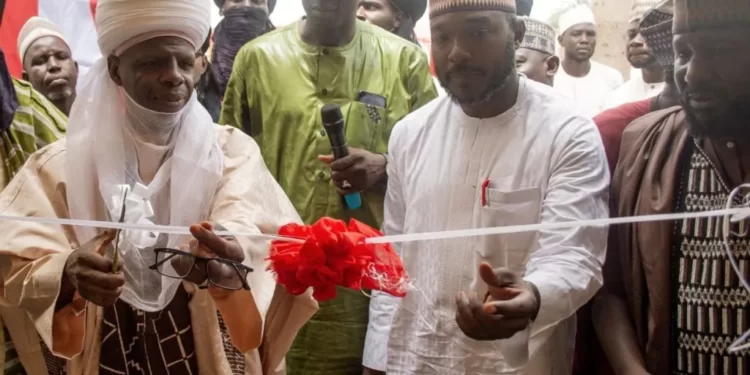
[318,104,388,210]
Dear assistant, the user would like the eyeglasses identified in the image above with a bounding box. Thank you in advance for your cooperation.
[149,248,253,290]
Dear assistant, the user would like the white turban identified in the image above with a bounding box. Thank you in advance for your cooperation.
[66,0,223,312]
[96,0,211,57]
[17,17,69,62]
[558,4,597,35]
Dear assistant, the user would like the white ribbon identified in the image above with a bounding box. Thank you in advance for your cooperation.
[109,183,159,250]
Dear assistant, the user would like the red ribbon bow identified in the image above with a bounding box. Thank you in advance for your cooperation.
[267,218,408,302]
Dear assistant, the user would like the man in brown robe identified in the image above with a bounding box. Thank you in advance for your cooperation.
[593,0,750,374]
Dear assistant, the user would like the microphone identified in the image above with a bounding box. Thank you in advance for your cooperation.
[321,103,362,210]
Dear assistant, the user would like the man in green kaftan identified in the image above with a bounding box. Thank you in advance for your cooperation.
[219,0,437,373]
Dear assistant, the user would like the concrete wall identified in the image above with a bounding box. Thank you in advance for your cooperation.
[592,0,632,79]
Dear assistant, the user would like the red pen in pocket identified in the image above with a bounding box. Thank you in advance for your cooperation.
[481,179,491,207]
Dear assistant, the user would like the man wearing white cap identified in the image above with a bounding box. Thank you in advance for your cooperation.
[0,0,317,374]
[17,17,78,116]
[602,0,665,110]
[554,3,624,117]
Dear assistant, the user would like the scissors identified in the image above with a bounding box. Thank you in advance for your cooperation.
[112,190,128,273]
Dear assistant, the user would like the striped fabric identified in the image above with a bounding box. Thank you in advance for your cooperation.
[671,141,750,374]
[0,78,66,189]
[0,78,65,375]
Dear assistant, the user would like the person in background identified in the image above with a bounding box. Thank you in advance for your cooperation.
[516,0,533,17]
[17,17,78,116]
[603,0,665,110]
[220,0,437,373]
[215,0,276,24]
[0,46,66,375]
[593,0,750,374]
[356,0,425,44]
[211,1,276,107]
[594,0,678,175]
[515,17,559,87]
[194,29,224,122]
[554,3,623,117]
[363,0,609,374]
[0,0,317,373]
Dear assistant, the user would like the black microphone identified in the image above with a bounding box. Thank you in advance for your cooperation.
[321,104,362,210]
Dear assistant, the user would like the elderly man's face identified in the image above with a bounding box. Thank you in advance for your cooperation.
[303,0,359,23]
[559,23,597,62]
[626,20,657,69]
[515,48,558,87]
[357,0,400,31]
[23,36,78,103]
[431,10,523,105]
[222,0,268,15]
[108,36,195,113]
[674,28,750,142]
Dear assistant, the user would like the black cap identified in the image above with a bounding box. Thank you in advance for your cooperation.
[321,104,343,125]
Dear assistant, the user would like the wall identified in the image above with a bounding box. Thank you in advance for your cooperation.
[592,0,632,79]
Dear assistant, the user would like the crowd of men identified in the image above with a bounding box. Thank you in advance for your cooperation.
[0,0,748,374]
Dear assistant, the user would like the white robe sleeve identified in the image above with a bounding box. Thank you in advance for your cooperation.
[363,124,408,371]
[523,116,610,341]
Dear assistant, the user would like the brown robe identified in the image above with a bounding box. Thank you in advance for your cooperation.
[604,105,688,375]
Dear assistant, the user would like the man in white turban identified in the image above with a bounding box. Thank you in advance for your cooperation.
[17,17,79,116]
[0,0,317,374]
[554,4,624,116]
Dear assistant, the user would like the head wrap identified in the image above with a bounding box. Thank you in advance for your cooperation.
[673,0,750,34]
[517,0,534,17]
[214,0,277,14]
[558,4,596,35]
[212,6,269,95]
[430,0,516,19]
[391,0,427,21]
[17,17,70,63]
[0,49,18,134]
[640,0,674,67]
[520,17,556,56]
[630,0,660,23]
[66,0,223,312]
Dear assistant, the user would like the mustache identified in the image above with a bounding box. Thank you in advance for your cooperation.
[445,66,487,79]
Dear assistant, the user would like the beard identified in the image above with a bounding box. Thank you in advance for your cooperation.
[630,54,658,69]
[681,88,750,143]
[437,41,516,106]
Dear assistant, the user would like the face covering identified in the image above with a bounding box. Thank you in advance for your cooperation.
[0,49,19,133]
[212,6,270,95]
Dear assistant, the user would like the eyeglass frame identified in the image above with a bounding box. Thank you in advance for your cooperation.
[149,247,253,291]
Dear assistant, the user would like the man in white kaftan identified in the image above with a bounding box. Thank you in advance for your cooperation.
[602,0,666,109]
[363,0,609,374]
[554,4,624,116]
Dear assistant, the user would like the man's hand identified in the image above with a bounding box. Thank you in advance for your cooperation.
[63,230,125,307]
[186,222,246,297]
[318,148,387,194]
[455,263,540,341]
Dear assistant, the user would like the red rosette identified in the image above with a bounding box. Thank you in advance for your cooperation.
[267,218,408,302]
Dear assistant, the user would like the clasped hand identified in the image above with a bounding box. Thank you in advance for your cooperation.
[455,263,540,341]
[318,148,387,194]
[63,222,244,307]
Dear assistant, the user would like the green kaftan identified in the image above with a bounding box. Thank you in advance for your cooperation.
[220,20,437,375]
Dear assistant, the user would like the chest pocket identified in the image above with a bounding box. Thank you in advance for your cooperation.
[478,187,542,270]
[345,101,388,153]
